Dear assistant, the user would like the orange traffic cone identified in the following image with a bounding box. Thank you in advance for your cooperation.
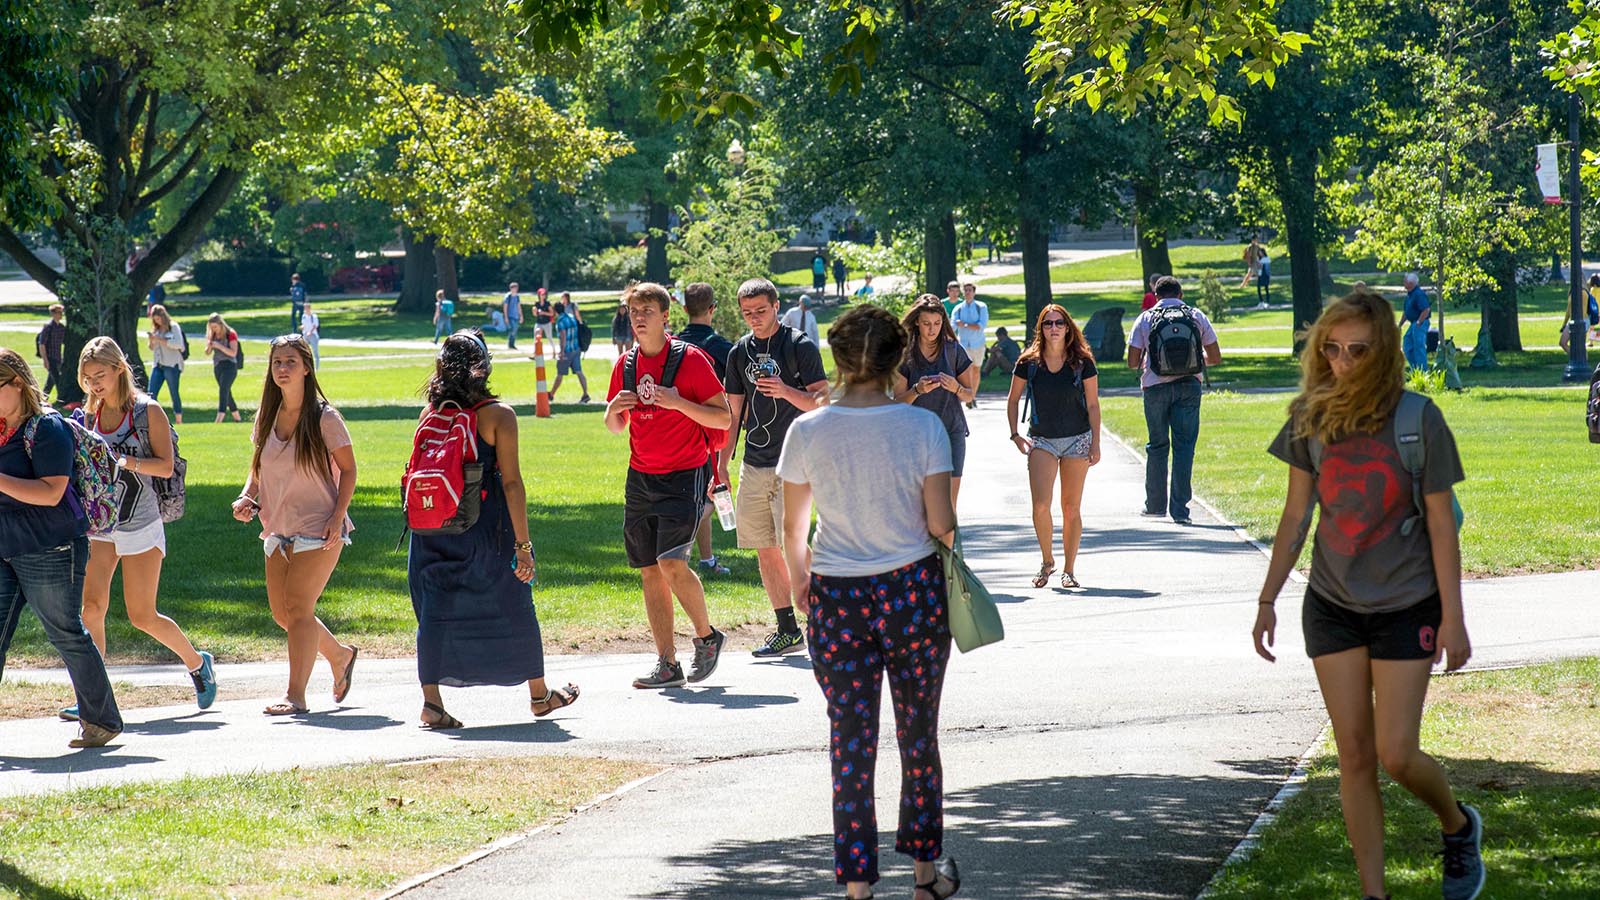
[533,331,552,417]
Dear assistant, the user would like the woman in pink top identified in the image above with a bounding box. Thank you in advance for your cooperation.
[231,333,358,715]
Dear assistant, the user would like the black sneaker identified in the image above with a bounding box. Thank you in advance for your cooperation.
[632,657,686,689]
[1441,802,1485,900]
[1138,509,1164,518]
[752,630,805,658]
[688,628,726,683]
[1173,516,1193,526]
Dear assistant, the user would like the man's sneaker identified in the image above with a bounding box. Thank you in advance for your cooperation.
[688,628,726,683]
[68,722,120,749]
[1173,516,1193,526]
[58,704,79,721]
[698,556,731,576]
[632,657,686,689]
[1139,509,1164,518]
[752,630,805,658]
[191,650,218,709]
[1441,802,1485,900]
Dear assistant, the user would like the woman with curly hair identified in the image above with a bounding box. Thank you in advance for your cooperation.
[231,333,359,716]
[405,330,578,728]
[892,295,979,509]
[1005,304,1101,589]
[1252,289,1483,900]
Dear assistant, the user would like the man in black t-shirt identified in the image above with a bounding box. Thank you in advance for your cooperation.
[718,277,830,658]
[678,282,737,576]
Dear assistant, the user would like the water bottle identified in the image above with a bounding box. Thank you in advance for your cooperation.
[712,483,736,531]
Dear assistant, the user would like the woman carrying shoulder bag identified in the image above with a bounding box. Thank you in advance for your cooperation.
[206,313,243,423]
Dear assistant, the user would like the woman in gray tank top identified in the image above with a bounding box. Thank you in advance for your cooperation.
[67,338,216,721]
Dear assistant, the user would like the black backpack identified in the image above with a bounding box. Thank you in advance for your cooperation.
[178,325,190,361]
[1588,362,1600,445]
[576,321,593,353]
[623,340,728,455]
[1147,305,1205,377]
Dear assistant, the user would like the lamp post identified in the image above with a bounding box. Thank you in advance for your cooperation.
[1565,93,1590,382]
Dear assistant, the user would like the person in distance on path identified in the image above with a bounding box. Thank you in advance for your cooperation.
[407,331,578,729]
[1005,305,1101,590]
[951,283,988,409]
[676,283,736,578]
[1253,289,1484,900]
[231,333,359,716]
[719,277,829,659]
[779,305,961,900]
[893,295,978,510]
[605,282,732,689]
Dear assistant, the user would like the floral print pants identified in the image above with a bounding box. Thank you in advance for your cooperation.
[809,554,951,885]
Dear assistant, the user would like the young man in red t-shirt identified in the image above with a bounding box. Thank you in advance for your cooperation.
[606,282,733,688]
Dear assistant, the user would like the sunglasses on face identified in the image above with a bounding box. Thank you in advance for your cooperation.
[1041,319,1068,328]
[1321,340,1372,362]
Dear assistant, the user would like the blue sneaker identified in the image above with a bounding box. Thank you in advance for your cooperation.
[58,704,79,721]
[1441,802,1485,900]
[191,650,218,709]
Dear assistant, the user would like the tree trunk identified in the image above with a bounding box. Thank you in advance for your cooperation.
[396,230,438,313]
[922,217,957,295]
[433,245,459,302]
[645,197,670,284]
[1485,248,1522,352]
[1132,181,1172,287]
[1273,147,1323,353]
[1019,214,1052,341]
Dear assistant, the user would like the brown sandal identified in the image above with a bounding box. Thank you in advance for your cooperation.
[532,683,580,717]
[421,701,463,730]
[1032,562,1056,589]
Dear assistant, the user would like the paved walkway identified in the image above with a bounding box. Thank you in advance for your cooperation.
[2,406,1598,899]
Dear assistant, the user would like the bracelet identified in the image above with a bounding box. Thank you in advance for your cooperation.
[1010,432,1020,439]
[236,495,258,507]
[1258,600,1275,606]
[513,540,534,554]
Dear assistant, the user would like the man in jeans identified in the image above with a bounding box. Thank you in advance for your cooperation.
[719,277,829,657]
[951,282,988,408]
[502,283,523,349]
[1126,275,1221,525]
[605,282,732,689]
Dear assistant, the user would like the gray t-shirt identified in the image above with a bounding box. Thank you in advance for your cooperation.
[1268,399,1464,613]
[93,405,161,534]
[777,404,952,577]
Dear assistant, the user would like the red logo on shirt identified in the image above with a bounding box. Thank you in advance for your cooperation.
[1316,435,1408,556]
[636,373,659,405]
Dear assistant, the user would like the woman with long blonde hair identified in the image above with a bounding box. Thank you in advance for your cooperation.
[1252,289,1483,900]
[65,337,216,722]
[145,304,185,425]
[231,334,358,715]
[1005,305,1101,589]
[892,295,979,508]
[205,313,242,423]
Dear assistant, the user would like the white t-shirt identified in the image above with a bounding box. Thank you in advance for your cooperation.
[777,404,952,577]
[780,306,820,346]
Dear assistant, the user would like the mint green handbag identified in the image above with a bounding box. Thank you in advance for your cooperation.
[937,530,1004,653]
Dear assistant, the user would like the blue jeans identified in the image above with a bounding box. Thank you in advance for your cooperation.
[1142,378,1203,519]
[291,302,304,333]
[0,537,122,732]
[147,364,182,417]
[507,318,520,347]
[1403,323,1428,370]
[433,315,452,343]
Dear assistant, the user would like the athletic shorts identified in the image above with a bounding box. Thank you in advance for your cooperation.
[624,463,710,568]
[948,429,967,478]
[735,463,783,549]
[556,351,582,376]
[90,518,166,557]
[1302,587,1441,660]
[1030,431,1093,460]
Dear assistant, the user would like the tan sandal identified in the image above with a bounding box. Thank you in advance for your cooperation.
[1061,572,1080,589]
[1032,562,1056,589]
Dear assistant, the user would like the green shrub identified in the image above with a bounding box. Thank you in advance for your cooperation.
[192,259,323,295]
[572,245,647,290]
[1405,365,1447,394]
[1197,269,1230,323]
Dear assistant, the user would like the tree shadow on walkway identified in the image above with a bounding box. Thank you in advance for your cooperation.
[655,763,1293,899]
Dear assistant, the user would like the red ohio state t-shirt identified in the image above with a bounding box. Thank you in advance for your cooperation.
[607,341,724,474]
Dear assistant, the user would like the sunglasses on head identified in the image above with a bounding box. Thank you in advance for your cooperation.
[1320,340,1372,362]
[270,333,307,347]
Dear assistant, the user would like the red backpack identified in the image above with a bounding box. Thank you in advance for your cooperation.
[402,400,488,534]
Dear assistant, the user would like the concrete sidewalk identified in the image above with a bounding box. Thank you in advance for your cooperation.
[2,404,1597,899]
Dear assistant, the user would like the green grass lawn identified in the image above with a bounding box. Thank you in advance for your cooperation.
[980,243,1393,285]
[1206,658,1600,899]
[0,756,654,899]
[1099,387,1600,576]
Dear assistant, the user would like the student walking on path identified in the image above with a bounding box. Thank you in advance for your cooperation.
[1253,289,1484,900]
[605,282,732,689]
[676,283,736,578]
[611,301,633,356]
[951,283,988,408]
[1127,276,1221,525]
[205,313,243,422]
[1401,273,1431,371]
[300,300,321,368]
[503,284,523,349]
[35,304,66,401]
[231,334,359,716]
[67,338,216,721]
[289,273,307,332]
[432,290,455,344]
[407,331,578,729]
[145,304,186,425]
[550,298,589,403]
[718,277,830,659]
[0,348,124,749]
[779,305,962,900]
[1005,305,1101,590]
[894,295,979,509]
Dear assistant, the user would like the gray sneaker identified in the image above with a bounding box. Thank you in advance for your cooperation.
[632,657,686,689]
[688,628,726,683]
[1441,802,1485,900]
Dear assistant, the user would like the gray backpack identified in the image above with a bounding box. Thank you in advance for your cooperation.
[131,398,188,523]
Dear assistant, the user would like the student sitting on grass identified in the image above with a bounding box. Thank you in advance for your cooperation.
[1252,289,1484,900]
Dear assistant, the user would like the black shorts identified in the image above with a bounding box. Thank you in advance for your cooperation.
[1302,588,1441,660]
[624,463,710,568]
[948,429,967,478]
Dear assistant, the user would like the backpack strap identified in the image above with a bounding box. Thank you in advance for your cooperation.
[659,339,688,388]
[1393,391,1429,537]
[21,413,44,460]
[622,346,640,393]
[782,327,802,387]
[1022,361,1039,428]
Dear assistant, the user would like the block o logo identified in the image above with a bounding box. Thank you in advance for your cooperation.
[637,373,659,405]
[1418,625,1436,653]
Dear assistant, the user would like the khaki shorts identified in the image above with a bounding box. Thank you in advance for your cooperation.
[735,463,784,549]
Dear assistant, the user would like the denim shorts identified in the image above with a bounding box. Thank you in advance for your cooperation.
[1030,431,1093,459]
[263,533,351,558]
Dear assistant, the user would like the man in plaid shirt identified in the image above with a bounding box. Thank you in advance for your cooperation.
[35,304,66,400]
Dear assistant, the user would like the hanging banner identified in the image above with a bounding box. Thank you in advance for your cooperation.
[1536,143,1562,204]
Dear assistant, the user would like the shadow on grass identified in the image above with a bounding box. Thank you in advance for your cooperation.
[0,860,91,900]
[656,767,1286,899]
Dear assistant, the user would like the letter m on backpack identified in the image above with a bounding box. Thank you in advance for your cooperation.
[402,403,486,534]
[1148,306,1206,378]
